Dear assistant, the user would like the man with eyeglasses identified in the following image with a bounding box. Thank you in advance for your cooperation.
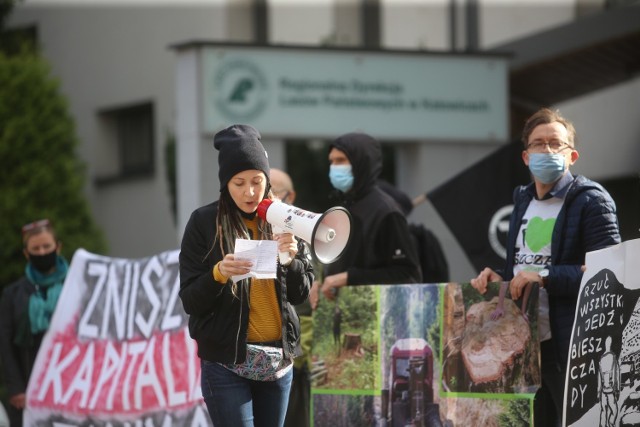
[270,168,296,205]
[270,168,312,427]
[470,108,620,427]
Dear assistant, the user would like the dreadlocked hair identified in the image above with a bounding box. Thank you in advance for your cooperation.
[215,187,274,297]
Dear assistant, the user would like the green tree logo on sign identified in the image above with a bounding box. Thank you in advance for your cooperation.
[214,59,268,121]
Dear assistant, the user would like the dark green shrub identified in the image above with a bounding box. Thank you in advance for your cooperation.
[0,49,107,288]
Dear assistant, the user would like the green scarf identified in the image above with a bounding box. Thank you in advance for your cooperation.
[25,255,68,335]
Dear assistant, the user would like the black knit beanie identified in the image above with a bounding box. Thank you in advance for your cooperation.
[213,124,270,191]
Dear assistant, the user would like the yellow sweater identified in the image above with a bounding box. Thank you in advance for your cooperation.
[213,217,282,343]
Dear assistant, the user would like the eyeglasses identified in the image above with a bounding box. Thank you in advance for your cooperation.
[526,140,573,153]
[273,190,291,202]
[21,219,51,236]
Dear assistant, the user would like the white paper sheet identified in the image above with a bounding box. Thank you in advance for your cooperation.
[231,238,278,283]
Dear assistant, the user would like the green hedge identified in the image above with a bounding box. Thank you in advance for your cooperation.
[0,49,107,288]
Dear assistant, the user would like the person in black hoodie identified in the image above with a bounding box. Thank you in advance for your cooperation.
[179,124,313,427]
[319,132,421,300]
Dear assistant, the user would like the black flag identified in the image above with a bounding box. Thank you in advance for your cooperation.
[428,140,530,271]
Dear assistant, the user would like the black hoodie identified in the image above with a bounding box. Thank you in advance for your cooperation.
[326,133,422,285]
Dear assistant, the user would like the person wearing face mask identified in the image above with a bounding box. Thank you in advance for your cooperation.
[179,125,313,427]
[470,108,620,427]
[319,132,421,300]
[0,219,68,427]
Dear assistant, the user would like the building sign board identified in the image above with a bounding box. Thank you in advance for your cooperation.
[202,45,508,141]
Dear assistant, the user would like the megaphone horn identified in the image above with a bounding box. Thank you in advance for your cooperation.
[257,199,352,265]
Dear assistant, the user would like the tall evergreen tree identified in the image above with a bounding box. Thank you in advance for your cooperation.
[0,0,19,28]
[0,49,107,287]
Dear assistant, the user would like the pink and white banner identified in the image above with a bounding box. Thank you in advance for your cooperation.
[25,249,212,426]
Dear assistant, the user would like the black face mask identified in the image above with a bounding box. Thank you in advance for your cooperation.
[29,250,58,273]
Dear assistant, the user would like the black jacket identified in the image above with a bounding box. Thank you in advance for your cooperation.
[0,277,43,397]
[326,133,422,284]
[179,201,313,364]
[500,173,620,367]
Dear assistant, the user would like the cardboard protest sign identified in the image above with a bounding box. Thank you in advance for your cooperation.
[564,238,640,427]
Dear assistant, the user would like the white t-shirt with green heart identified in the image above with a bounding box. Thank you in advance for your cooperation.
[514,196,563,342]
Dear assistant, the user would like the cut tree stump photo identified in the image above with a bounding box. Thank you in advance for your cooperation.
[343,333,362,352]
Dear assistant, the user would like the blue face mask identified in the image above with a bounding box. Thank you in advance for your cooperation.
[528,153,566,184]
[329,165,354,193]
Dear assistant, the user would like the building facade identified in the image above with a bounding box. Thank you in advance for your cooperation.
[8,0,640,281]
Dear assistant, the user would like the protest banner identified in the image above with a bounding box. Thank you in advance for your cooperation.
[564,238,640,427]
[24,248,553,426]
[24,249,211,426]
[312,282,540,426]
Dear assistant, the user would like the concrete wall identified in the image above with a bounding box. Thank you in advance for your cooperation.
[9,3,253,257]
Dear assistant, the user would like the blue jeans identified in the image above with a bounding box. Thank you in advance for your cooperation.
[201,359,293,427]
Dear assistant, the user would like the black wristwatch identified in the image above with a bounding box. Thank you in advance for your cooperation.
[539,268,550,287]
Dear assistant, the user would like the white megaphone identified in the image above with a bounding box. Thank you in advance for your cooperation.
[257,199,351,265]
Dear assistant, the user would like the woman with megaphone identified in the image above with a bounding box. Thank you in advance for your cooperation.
[179,124,314,427]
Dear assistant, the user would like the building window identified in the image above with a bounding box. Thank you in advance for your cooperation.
[95,102,154,185]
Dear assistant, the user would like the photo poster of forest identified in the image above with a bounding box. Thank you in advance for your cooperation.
[311,283,539,427]
[311,285,380,427]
